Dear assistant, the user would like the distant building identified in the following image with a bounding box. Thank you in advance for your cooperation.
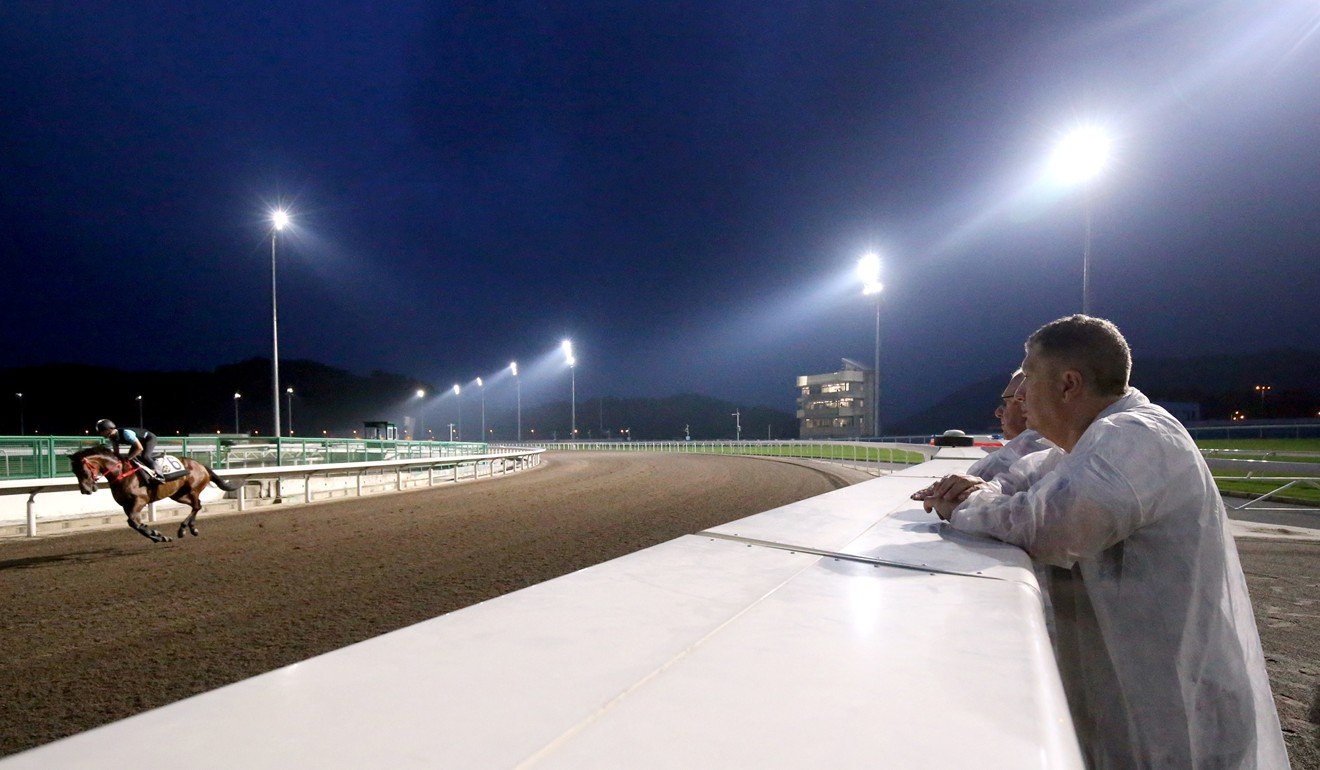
[796,358,876,439]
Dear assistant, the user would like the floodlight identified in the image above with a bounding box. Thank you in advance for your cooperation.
[272,209,290,231]
[452,384,460,395]
[1050,127,1110,184]
[416,389,425,398]
[476,377,483,387]
[857,253,883,296]
[510,361,518,376]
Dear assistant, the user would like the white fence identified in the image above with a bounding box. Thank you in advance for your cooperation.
[0,446,544,538]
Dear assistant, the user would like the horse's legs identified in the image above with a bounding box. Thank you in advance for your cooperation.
[124,497,172,543]
[174,487,203,538]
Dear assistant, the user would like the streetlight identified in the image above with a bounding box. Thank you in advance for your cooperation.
[452,384,461,440]
[135,394,144,427]
[1049,126,1110,315]
[285,387,294,436]
[857,253,884,438]
[510,361,521,441]
[476,377,485,441]
[14,392,22,435]
[270,208,290,446]
[233,392,242,434]
[731,410,741,441]
[562,339,576,439]
[1255,385,1271,417]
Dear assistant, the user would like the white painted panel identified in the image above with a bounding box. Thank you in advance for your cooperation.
[890,457,984,478]
[703,475,936,552]
[534,560,1082,769]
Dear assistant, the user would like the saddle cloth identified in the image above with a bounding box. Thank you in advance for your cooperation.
[146,454,189,481]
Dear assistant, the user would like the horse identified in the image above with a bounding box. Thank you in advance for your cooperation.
[70,446,241,542]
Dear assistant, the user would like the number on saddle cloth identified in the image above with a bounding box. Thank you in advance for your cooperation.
[143,454,189,481]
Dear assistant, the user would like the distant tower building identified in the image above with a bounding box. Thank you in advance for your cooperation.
[796,358,876,439]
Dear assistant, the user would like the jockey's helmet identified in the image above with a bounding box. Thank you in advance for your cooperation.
[95,419,116,433]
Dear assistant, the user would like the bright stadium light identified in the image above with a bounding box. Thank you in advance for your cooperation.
[416,389,426,398]
[452,384,460,396]
[1048,124,1112,314]
[857,253,883,437]
[510,361,521,441]
[562,339,577,438]
[268,206,294,449]
[1050,126,1110,185]
[857,252,883,296]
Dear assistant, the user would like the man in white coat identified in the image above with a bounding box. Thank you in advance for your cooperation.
[924,315,1287,769]
[965,369,1053,481]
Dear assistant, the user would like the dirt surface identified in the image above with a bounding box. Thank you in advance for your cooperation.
[0,452,1315,767]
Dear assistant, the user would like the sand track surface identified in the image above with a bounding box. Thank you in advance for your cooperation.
[0,452,1314,766]
[0,452,851,756]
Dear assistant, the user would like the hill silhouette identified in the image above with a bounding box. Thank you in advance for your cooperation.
[889,348,1320,435]
[1,360,795,441]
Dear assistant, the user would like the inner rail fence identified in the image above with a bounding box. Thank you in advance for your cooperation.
[0,439,544,538]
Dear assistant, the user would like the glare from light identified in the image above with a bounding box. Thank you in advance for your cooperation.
[415,389,425,398]
[272,209,290,231]
[452,384,460,395]
[562,339,575,367]
[476,377,483,388]
[857,252,883,296]
[1050,126,1110,185]
[510,361,518,376]
[234,392,242,400]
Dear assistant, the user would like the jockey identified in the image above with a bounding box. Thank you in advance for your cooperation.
[96,419,163,483]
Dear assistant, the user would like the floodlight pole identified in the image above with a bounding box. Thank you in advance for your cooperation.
[1082,189,1093,315]
[136,394,143,427]
[233,393,242,434]
[873,296,882,438]
[285,387,294,437]
[732,410,741,441]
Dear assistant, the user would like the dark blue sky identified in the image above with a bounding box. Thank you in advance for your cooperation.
[3,1,1318,421]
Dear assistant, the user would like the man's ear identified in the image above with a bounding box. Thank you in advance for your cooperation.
[1059,368,1085,402]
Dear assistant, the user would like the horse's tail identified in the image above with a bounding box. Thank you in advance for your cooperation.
[207,467,241,492]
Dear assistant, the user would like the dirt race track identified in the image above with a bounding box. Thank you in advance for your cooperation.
[0,451,1316,766]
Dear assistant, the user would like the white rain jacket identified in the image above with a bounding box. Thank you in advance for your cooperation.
[965,428,1054,481]
[949,389,1288,769]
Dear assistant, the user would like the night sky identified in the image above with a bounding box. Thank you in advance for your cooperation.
[3,2,1318,422]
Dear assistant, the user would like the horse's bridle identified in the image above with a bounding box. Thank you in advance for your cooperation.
[82,455,137,483]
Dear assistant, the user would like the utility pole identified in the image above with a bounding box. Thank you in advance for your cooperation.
[731,410,741,441]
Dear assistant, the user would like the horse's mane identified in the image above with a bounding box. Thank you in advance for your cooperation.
[69,445,115,461]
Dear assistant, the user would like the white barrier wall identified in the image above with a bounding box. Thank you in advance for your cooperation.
[0,448,1082,768]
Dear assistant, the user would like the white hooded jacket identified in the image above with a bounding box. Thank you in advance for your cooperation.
[949,389,1287,769]
[965,428,1054,481]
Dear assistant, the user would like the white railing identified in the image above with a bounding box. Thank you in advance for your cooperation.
[0,446,544,538]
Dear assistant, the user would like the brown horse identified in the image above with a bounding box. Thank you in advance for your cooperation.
[70,446,241,542]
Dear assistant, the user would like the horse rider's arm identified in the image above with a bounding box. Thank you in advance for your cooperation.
[126,439,144,461]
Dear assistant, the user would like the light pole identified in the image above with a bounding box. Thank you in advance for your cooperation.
[510,361,521,441]
[452,384,461,440]
[1049,126,1110,314]
[448,423,456,441]
[270,208,290,444]
[414,389,426,440]
[285,387,294,436]
[476,377,485,440]
[136,394,144,427]
[732,410,741,441]
[232,392,242,434]
[14,392,22,435]
[1255,385,1271,417]
[858,253,884,438]
[562,339,576,439]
